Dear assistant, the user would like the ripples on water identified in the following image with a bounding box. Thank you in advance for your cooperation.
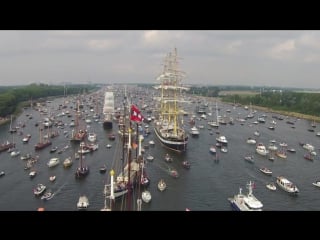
[0,96,320,211]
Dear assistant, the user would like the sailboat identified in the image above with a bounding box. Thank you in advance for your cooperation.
[75,142,89,178]
[70,99,87,143]
[9,115,17,133]
[153,48,189,152]
[34,127,52,150]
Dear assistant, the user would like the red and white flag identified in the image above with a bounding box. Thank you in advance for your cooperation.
[130,104,144,123]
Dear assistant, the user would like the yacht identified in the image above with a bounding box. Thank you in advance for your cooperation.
[276,176,299,194]
[216,135,228,145]
[77,195,89,210]
[33,183,46,196]
[228,181,263,211]
[141,190,152,203]
[47,157,60,168]
[189,126,200,136]
[256,143,269,156]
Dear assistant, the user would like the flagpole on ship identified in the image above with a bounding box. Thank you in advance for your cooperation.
[129,103,144,211]
[126,123,132,211]
[136,129,143,211]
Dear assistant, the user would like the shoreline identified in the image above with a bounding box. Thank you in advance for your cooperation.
[204,96,320,123]
[0,118,10,126]
[249,105,320,123]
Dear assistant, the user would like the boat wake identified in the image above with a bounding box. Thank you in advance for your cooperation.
[52,182,68,196]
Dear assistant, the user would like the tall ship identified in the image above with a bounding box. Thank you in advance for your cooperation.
[103,91,114,129]
[153,48,189,152]
[34,127,52,150]
[70,99,87,143]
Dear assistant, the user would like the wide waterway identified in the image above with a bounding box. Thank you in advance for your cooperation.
[0,93,320,211]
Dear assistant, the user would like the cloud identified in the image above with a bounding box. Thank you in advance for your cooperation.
[267,39,296,60]
[87,39,119,50]
[225,40,243,54]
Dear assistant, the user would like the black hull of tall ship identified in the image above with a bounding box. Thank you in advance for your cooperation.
[103,121,113,129]
[154,127,188,152]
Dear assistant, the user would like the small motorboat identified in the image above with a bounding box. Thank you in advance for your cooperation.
[41,190,54,200]
[287,148,296,153]
[77,195,89,210]
[266,183,277,191]
[0,171,5,177]
[164,153,173,163]
[146,154,154,162]
[34,183,46,196]
[29,170,37,178]
[259,167,272,175]
[99,165,107,173]
[312,181,320,188]
[244,155,254,163]
[142,190,152,203]
[50,146,58,153]
[49,175,56,182]
[220,147,228,153]
[182,160,191,169]
[158,179,167,192]
[169,168,179,178]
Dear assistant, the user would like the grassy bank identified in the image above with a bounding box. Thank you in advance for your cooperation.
[202,96,320,123]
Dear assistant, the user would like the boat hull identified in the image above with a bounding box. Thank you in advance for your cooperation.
[154,127,188,152]
[103,120,113,129]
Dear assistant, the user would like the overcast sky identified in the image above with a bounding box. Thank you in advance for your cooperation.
[0,30,320,89]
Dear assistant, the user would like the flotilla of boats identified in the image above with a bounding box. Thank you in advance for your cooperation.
[1,54,320,211]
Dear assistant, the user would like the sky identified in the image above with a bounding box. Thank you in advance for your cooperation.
[0,30,320,89]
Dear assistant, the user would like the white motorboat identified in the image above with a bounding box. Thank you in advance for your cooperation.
[158,179,167,192]
[142,190,152,203]
[41,190,54,200]
[10,150,20,157]
[276,176,299,194]
[259,167,272,175]
[228,181,263,211]
[244,155,254,163]
[312,181,320,188]
[266,182,277,191]
[246,137,256,145]
[146,154,154,162]
[49,175,56,182]
[189,126,200,136]
[63,157,73,168]
[164,153,173,163]
[77,195,89,210]
[209,146,216,154]
[216,135,228,144]
[87,132,97,142]
[33,183,46,196]
[256,143,269,156]
[47,157,60,167]
[29,170,37,178]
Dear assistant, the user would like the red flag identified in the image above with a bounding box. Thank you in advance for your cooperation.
[132,142,138,149]
[130,104,144,123]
